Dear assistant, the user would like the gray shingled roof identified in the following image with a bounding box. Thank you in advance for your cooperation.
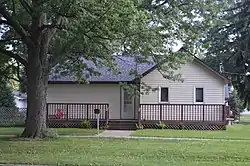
[49,56,229,83]
[48,56,156,83]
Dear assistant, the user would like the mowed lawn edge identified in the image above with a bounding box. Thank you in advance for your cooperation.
[0,137,250,166]
[0,127,101,136]
[132,124,250,140]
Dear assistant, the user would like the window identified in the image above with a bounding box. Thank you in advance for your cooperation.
[160,87,169,102]
[195,88,204,102]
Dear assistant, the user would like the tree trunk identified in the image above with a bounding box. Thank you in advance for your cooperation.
[20,7,54,138]
[21,44,49,138]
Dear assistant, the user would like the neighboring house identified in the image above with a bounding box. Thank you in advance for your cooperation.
[13,91,27,109]
[47,56,229,130]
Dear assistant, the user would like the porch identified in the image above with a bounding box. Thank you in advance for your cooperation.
[139,104,228,130]
[46,103,228,130]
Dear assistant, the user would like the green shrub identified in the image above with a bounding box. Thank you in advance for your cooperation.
[42,128,59,139]
[136,123,144,130]
[80,120,91,129]
[100,123,109,130]
[157,121,166,129]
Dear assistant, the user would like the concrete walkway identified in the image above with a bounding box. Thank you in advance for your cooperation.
[96,130,135,137]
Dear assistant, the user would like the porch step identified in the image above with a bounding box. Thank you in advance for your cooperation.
[108,120,137,130]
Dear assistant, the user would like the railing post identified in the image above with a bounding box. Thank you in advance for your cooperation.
[105,105,109,125]
[138,106,141,125]
[86,104,89,120]
[203,105,205,122]
[160,104,163,121]
[66,104,69,121]
[46,103,49,128]
[223,105,226,123]
[181,105,184,122]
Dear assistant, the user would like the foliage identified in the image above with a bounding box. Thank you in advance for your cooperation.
[0,108,26,127]
[157,121,166,129]
[100,124,109,130]
[136,123,144,130]
[0,84,16,108]
[205,0,250,108]
[0,0,226,137]
[80,120,91,129]
[18,69,27,93]
[0,55,16,108]
[228,89,244,114]
[41,128,59,139]
[0,0,225,83]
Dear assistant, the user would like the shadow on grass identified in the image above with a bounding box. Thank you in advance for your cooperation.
[0,136,17,142]
[0,135,59,142]
[237,122,250,125]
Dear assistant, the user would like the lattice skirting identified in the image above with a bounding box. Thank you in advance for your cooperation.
[47,120,107,128]
[142,123,226,130]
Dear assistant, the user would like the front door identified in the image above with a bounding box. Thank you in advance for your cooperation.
[121,89,134,119]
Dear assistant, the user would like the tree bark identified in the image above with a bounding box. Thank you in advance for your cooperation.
[21,45,49,138]
[21,32,50,138]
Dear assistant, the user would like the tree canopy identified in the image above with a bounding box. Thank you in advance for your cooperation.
[205,0,250,109]
[0,0,223,138]
[0,51,17,108]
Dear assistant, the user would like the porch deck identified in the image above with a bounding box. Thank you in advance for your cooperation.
[46,103,228,130]
[139,104,228,130]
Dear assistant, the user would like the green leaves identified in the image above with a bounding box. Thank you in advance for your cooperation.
[1,0,224,93]
[205,0,250,108]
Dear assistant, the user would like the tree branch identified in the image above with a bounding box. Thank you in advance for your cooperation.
[0,64,21,82]
[19,0,33,16]
[11,0,16,15]
[0,19,8,25]
[41,22,65,31]
[3,75,21,82]
[153,0,169,9]
[85,2,115,34]
[0,5,33,45]
[0,48,28,67]
[0,37,22,42]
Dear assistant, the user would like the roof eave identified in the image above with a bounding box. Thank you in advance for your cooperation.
[48,80,133,84]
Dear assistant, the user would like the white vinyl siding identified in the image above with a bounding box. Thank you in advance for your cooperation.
[47,84,121,119]
[140,60,226,104]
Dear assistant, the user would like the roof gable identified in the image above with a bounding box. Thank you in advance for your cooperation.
[48,56,229,84]
[139,56,229,83]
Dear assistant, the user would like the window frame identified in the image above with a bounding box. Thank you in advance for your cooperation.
[194,87,204,103]
[158,86,169,103]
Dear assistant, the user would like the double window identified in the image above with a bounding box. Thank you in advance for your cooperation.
[159,87,169,102]
[158,87,204,103]
[195,88,204,103]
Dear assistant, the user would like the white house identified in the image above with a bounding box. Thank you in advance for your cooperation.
[13,91,27,109]
[47,56,229,130]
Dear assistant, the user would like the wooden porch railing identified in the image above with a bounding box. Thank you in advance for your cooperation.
[46,103,109,122]
[139,104,227,123]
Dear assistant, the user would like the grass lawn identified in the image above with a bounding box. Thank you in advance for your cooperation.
[240,115,250,122]
[133,124,250,140]
[0,137,250,166]
[0,127,101,136]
